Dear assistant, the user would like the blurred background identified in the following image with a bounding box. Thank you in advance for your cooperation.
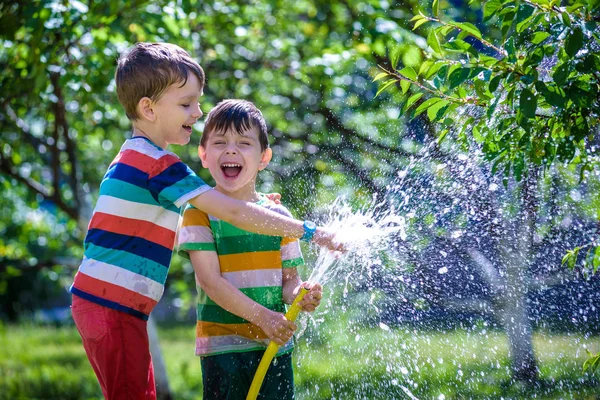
[1,0,599,399]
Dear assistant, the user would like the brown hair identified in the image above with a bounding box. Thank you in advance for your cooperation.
[115,42,205,120]
[201,99,269,151]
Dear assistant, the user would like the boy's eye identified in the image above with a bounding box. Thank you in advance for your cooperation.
[240,142,251,146]
[181,104,190,108]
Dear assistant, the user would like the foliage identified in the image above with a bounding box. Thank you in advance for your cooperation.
[377,0,600,263]
[376,0,600,378]
[0,0,431,317]
[583,349,600,375]
[1,322,599,399]
[377,0,600,178]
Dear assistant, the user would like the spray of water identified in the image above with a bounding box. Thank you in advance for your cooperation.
[296,193,422,399]
[308,195,407,287]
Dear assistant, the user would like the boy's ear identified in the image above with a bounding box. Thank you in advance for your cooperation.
[198,146,209,168]
[258,148,272,171]
[137,97,156,122]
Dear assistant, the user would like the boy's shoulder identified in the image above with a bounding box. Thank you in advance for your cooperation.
[119,137,178,160]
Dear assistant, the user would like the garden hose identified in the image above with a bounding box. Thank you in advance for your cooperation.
[246,287,309,400]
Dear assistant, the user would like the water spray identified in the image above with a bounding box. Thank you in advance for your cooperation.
[247,196,407,399]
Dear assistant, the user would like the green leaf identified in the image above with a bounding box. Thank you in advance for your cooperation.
[483,0,503,22]
[427,30,443,55]
[513,154,525,182]
[534,81,566,108]
[454,22,482,39]
[413,18,430,30]
[432,0,440,17]
[552,63,570,85]
[472,126,484,143]
[390,47,402,69]
[424,62,444,79]
[489,75,502,92]
[414,97,443,116]
[418,61,433,77]
[519,88,537,118]
[437,129,449,144]
[583,351,600,374]
[565,27,584,57]
[372,72,389,82]
[566,3,586,13]
[427,99,450,121]
[505,37,516,62]
[576,55,597,73]
[562,249,577,269]
[375,79,398,97]
[561,11,572,27]
[410,13,426,22]
[398,66,418,81]
[593,246,600,275]
[515,4,535,32]
[448,67,471,89]
[531,31,551,44]
[404,92,424,111]
[400,80,411,94]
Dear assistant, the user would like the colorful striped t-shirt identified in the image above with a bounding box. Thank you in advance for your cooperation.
[178,197,304,357]
[70,137,211,320]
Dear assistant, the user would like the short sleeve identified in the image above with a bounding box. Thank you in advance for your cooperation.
[178,206,216,259]
[148,154,211,208]
[269,203,304,269]
[281,237,304,268]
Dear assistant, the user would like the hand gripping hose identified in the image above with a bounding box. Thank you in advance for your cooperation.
[246,287,309,400]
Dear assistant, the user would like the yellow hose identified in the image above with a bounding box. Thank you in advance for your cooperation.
[246,287,309,400]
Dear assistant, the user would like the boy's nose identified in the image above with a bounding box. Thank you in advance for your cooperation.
[192,103,202,118]
[225,144,237,154]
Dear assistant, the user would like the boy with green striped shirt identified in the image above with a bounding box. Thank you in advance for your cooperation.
[178,99,322,399]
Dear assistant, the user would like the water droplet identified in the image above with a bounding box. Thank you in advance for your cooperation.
[379,322,390,331]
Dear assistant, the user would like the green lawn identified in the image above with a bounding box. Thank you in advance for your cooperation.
[1,321,598,399]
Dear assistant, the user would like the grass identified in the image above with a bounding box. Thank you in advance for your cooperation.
[0,321,598,399]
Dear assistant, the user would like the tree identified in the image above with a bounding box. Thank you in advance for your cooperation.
[1,0,426,396]
[376,0,600,384]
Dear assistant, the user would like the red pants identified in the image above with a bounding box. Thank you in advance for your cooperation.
[71,295,156,400]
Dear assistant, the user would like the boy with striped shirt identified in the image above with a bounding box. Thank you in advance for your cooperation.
[70,43,337,400]
[178,99,323,400]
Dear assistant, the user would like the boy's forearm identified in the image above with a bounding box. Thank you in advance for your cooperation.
[190,190,304,238]
[200,274,272,326]
[282,269,303,304]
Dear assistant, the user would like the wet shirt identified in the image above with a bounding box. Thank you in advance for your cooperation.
[70,137,211,320]
[178,197,304,357]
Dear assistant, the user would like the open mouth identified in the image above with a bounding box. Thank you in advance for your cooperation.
[221,163,242,179]
[182,124,192,133]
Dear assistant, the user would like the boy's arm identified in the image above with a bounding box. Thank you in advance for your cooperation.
[282,268,322,313]
[189,190,341,251]
[189,250,297,346]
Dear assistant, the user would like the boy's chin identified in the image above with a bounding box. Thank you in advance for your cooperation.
[172,137,191,146]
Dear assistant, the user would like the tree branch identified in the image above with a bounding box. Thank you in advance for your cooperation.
[0,152,79,221]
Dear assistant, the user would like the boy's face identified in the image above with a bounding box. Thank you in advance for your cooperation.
[150,74,203,148]
[199,126,272,197]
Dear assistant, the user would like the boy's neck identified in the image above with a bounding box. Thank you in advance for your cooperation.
[131,125,166,149]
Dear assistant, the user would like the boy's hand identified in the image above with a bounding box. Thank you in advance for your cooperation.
[297,282,322,312]
[259,309,296,346]
[264,193,281,204]
[312,227,346,252]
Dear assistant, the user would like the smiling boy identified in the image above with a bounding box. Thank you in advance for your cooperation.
[178,99,323,400]
[70,43,336,400]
